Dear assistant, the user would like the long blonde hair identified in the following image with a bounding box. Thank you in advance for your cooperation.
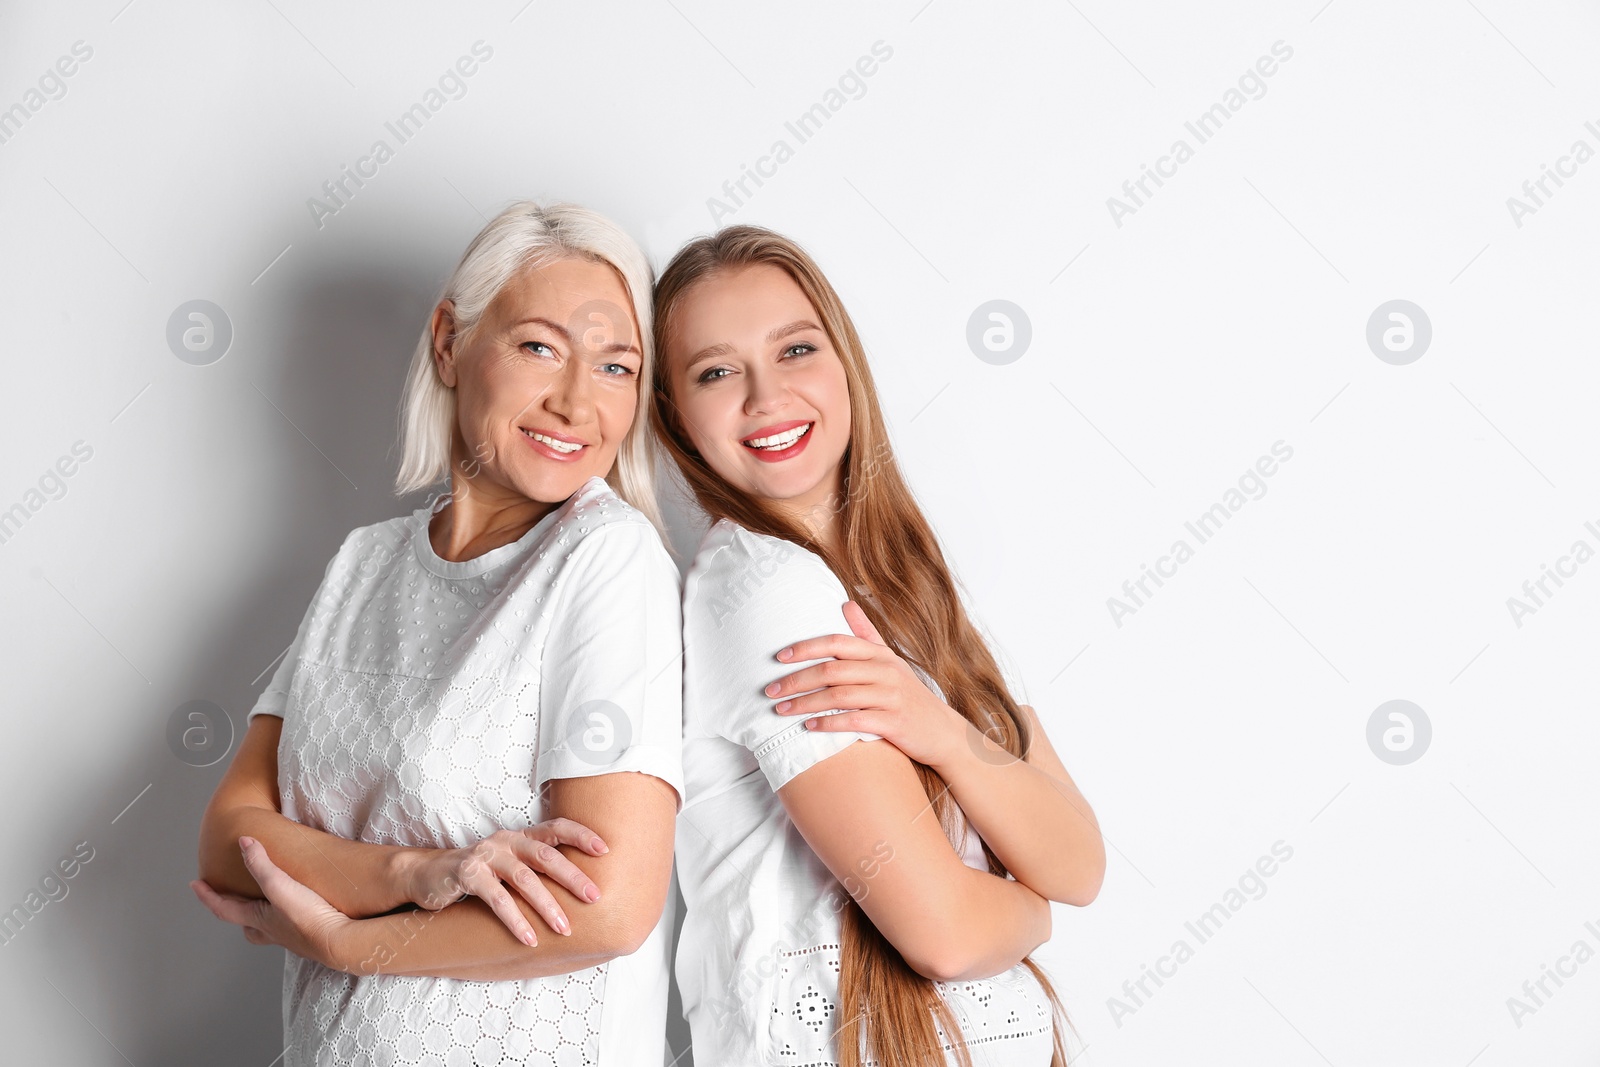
[652,225,1075,1067]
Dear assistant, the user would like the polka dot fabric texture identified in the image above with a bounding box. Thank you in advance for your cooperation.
[249,476,685,1067]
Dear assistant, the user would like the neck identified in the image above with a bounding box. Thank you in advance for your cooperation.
[767,468,845,558]
[431,487,553,563]
[430,466,556,564]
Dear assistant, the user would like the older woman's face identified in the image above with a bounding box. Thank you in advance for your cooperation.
[434,257,641,506]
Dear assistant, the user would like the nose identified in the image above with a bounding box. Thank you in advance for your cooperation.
[743,362,789,418]
[541,353,595,427]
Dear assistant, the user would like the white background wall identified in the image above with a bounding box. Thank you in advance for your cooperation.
[1,0,1597,1063]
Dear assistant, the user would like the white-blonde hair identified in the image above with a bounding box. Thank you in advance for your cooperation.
[395,200,663,532]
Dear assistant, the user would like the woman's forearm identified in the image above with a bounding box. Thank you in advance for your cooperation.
[926,863,1052,981]
[199,801,421,919]
[330,877,639,981]
[780,738,1050,982]
[933,719,1105,906]
[325,773,675,981]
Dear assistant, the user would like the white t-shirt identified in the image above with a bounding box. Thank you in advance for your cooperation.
[673,518,1055,1067]
[247,475,684,1067]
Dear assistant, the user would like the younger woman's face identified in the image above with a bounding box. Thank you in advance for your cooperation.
[664,263,851,517]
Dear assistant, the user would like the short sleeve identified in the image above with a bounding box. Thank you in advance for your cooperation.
[246,599,313,722]
[683,530,882,792]
[246,536,349,723]
[535,521,686,810]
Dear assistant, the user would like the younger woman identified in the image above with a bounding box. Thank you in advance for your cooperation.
[652,227,1105,1066]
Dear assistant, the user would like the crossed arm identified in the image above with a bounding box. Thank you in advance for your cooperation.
[930,700,1106,906]
[779,737,1056,983]
[317,770,677,981]
[196,714,678,980]
[199,716,417,917]
[766,606,1106,982]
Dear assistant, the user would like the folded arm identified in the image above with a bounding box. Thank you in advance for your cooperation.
[198,715,614,942]
[930,701,1106,907]
[778,737,1051,982]
[767,606,1105,907]
[327,770,679,980]
[197,714,416,918]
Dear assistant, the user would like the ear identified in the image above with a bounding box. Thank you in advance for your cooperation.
[429,300,461,388]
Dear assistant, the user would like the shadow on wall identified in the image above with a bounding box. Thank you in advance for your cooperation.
[23,256,703,1064]
[145,259,444,1065]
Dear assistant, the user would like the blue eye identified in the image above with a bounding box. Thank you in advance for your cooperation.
[521,341,555,356]
[602,362,636,377]
[697,366,731,384]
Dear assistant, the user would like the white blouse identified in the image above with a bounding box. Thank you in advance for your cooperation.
[673,519,1055,1066]
[248,476,684,1067]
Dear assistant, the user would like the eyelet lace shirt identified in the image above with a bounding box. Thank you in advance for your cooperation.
[248,477,685,1067]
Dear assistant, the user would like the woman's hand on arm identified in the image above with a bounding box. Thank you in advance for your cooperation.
[769,602,1106,907]
[777,737,1051,983]
[197,716,609,939]
[194,770,679,982]
[767,602,970,769]
[398,820,609,945]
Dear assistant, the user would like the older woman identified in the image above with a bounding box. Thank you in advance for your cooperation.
[192,202,684,1067]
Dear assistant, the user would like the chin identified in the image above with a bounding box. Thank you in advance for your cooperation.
[743,466,826,504]
[513,465,596,503]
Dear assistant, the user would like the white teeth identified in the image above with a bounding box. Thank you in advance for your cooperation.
[523,429,582,453]
[744,423,811,450]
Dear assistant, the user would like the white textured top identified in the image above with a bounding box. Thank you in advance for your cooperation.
[673,519,1055,1066]
[248,476,684,1067]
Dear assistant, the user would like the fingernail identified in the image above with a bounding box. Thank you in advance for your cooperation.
[556,916,571,935]
[594,841,609,854]
[238,836,255,850]
[775,701,791,713]
[804,718,817,729]
[777,647,792,660]
[584,885,600,902]
[522,929,537,947]
[765,682,780,696]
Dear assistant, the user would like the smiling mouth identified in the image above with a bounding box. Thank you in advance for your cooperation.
[521,428,584,454]
[742,423,812,451]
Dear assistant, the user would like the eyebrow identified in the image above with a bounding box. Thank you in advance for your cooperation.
[510,316,641,356]
[683,319,823,371]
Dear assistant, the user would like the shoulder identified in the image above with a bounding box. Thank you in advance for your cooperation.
[685,518,827,591]
[687,519,832,584]
[321,512,417,583]
[557,475,669,552]
[683,519,844,631]
[545,476,677,580]
[678,519,878,771]
[559,475,652,532]
[339,512,414,555]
